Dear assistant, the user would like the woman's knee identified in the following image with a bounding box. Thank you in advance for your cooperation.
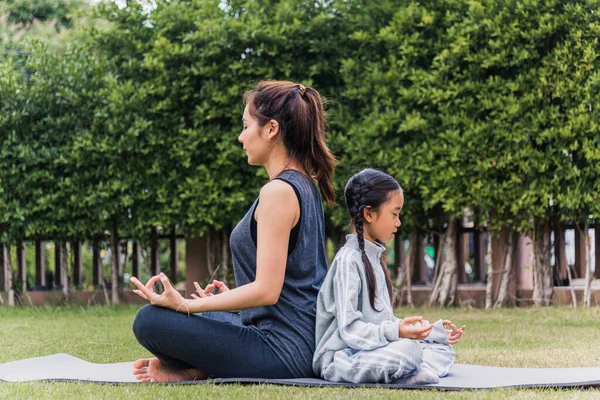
[132,304,162,342]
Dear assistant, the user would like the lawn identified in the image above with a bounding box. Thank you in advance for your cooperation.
[1,305,600,399]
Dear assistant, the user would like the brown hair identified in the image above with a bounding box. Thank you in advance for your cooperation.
[243,80,336,205]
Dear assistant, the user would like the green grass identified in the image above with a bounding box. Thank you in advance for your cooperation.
[1,305,600,399]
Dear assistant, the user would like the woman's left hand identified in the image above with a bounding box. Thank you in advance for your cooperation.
[131,273,184,311]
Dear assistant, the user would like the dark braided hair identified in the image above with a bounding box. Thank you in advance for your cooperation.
[344,168,402,311]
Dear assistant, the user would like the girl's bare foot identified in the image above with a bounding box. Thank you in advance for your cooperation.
[133,358,207,383]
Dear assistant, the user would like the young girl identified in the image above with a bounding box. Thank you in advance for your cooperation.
[313,168,465,384]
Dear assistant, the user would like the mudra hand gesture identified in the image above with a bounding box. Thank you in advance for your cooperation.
[191,280,230,299]
[131,273,184,311]
[442,320,466,345]
[399,316,433,340]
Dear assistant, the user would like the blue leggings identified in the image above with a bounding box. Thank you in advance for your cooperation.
[132,305,293,378]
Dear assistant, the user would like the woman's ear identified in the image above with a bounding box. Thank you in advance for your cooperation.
[363,206,373,223]
[267,119,280,141]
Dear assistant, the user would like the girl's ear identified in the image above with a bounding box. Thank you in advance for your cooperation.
[363,206,373,223]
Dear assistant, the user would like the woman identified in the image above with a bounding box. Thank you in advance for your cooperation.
[130,80,336,382]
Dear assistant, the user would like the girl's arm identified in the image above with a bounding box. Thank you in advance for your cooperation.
[333,262,429,350]
[132,180,300,312]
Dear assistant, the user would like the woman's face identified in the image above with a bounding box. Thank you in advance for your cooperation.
[238,104,274,166]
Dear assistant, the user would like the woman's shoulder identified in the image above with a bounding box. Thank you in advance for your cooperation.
[258,179,298,204]
[273,169,317,197]
[255,180,300,226]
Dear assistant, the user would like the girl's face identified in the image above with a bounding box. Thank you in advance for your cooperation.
[238,104,276,166]
[363,190,404,244]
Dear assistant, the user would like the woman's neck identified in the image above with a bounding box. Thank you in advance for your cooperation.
[264,147,304,179]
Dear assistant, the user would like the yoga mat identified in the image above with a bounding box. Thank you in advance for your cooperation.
[1,353,600,390]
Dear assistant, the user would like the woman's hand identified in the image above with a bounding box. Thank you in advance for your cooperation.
[442,320,466,345]
[130,273,184,311]
[399,316,433,340]
[191,280,230,299]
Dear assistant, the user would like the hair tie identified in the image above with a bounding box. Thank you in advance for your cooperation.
[298,84,306,96]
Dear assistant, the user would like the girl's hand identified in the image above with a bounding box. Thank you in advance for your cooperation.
[399,316,433,340]
[191,280,230,299]
[442,320,466,345]
[131,273,184,311]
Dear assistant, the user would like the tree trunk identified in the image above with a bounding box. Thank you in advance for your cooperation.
[151,227,160,276]
[72,240,82,288]
[170,229,178,283]
[138,240,155,278]
[16,241,26,294]
[565,246,577,309]
[494,229,515,308]
[581,223,592,308]
[121,241,130,281]
[59,242,69,300]
[0,244,14,306]
[92,236,102,287]
[393,235,406,307]
[117,241,124,282]
[432,232,446,288]
[111,221,120,305]
[221,229,230,285]
[429,220,458,307]
[554,223,568,283]
[206,231,215,278]
[532,221,553,306]
[404,233,418,307]
[485,232,494,309]
[205,229,234,289]
[35,240,45,288]
[132,241,141,279]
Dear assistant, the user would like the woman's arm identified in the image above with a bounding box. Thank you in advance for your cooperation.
[132,180,300,313]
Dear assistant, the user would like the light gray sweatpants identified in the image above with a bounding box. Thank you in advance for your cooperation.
[321,320,455,384]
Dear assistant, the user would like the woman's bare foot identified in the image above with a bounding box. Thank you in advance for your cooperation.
[133,358,207,383]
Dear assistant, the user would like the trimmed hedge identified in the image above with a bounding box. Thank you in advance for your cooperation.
[0,0,598,245]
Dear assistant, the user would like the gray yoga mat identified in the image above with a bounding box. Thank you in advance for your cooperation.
[1,353,600,390]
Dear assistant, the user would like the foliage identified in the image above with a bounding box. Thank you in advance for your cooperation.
[83,0,350,238]
[1,0,599,291]
[0,0,88,54]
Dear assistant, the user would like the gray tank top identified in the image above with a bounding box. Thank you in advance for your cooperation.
[229,169,328,377]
